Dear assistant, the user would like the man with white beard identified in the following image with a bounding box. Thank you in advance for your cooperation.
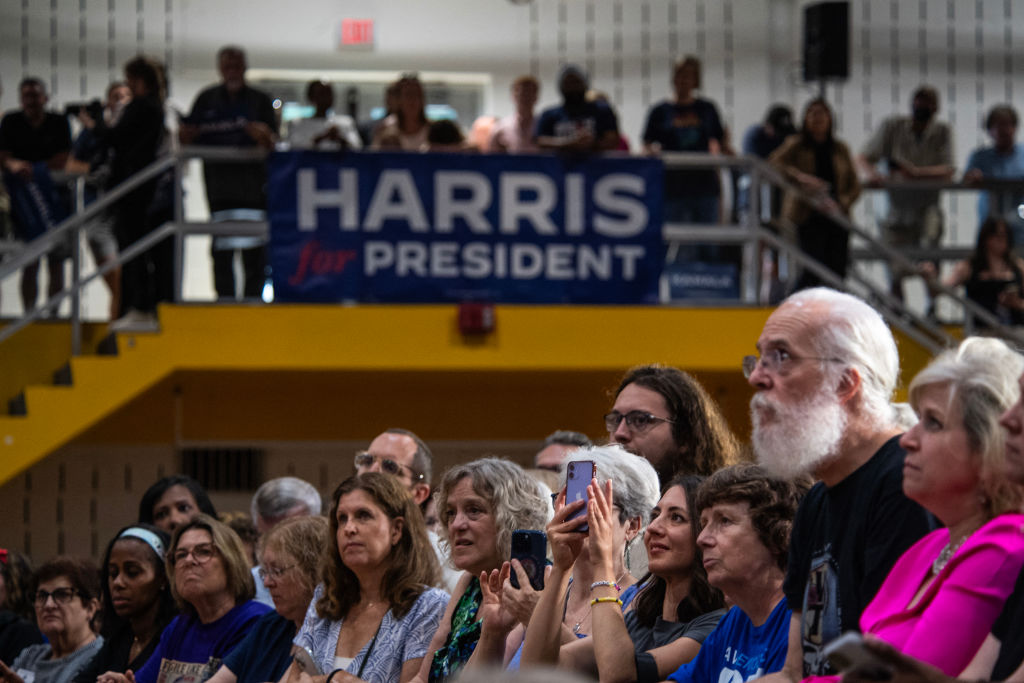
[745,287,934,680]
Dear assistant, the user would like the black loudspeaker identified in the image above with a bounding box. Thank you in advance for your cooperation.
[803,1,849,81]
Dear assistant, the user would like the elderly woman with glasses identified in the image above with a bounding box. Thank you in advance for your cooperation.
[202,516,328,683]
[0,557,104,683]
[114,514,271,683]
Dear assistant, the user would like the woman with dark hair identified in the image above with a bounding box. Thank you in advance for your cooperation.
[0,549,44,665]
[588,475,726,683]
[138,476,217,535]
[924,216,1024,327]
[1,557,104,683]
[278,473,447,683]
[107,54,171,331]
[769,98,861,290]
[372,75,430,151]
[76,525,177,683]
[105,515,270,683]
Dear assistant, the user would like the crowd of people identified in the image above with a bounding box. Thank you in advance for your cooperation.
[2,46,1024,326]
[3,286,1024,683]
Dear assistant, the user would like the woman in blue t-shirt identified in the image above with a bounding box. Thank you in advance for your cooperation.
[666,465,804,683]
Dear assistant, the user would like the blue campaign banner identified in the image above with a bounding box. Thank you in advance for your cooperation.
[267,150,664,304]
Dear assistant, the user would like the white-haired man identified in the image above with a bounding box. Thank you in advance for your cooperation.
[746,287,934,679]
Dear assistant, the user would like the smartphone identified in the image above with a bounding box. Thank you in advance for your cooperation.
[822,632,888,675]
[565,460,595,532]
[510,530,547,590]
[293,646,323,676]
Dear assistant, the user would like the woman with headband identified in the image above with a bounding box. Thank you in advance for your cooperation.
[76,525,178,682]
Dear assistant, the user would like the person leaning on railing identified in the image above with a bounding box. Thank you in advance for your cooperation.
[768,98,861,291]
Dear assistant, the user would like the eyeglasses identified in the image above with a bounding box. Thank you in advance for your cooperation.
[34,588,78,605]
[354,452,424,481]
[604,410,674,434]
[258,564,296,582]
[172,543,217,566]
[742,348,844,379]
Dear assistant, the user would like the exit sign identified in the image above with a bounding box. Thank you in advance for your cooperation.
[340,19,374,48]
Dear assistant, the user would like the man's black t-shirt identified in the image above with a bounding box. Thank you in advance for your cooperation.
[186,83,276,213]
[784,435,935,677]
[991,567,1024,680]
[0,111,71,162]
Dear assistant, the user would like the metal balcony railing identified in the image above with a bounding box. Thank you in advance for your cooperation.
[0,146,1020,357]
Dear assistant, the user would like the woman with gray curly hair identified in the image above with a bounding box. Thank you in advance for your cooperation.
[415,458,550,683]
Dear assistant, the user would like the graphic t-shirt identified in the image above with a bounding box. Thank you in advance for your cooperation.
[642,98,724,197]
[134,601,271,683]
[784,436,934,676]
[666,599,790,683]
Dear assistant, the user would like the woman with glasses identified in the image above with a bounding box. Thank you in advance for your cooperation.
[126,515,271,683]
[415,458,550,683]
[205,516,327,683]
[279,473,448,683]
[1,557,104,683]
[76,525,177,683]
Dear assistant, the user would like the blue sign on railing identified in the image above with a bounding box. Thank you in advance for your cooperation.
[267,151,664,303]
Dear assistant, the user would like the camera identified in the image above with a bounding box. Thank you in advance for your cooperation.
[65,99,103,121]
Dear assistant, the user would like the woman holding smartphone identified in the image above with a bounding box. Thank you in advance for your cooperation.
[505,446,660,670]
[413,458,550,683]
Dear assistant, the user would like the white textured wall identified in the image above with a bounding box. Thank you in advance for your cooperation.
[1,0,1023,317]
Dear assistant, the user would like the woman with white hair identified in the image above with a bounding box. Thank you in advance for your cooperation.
[812,337,1024,681]
[497,446,660,670]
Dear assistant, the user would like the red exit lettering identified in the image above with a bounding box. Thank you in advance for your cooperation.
[341,19,373,46]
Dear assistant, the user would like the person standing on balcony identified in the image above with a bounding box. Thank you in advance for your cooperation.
[642,56,726,229]
[534,65,620,153]
[0,77,72,315]
[106,56,169,332]
[487,75,540,154]
[858,85,954,308]
[769,99,861,291]
[964,105,1024,247]
[180,45,277,302]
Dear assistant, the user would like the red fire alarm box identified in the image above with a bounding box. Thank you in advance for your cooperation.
[458,302,495,335]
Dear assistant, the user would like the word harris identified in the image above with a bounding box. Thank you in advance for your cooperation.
[287,167,655,285]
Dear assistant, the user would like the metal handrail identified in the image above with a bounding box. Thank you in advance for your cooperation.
[2,147,1022,359]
